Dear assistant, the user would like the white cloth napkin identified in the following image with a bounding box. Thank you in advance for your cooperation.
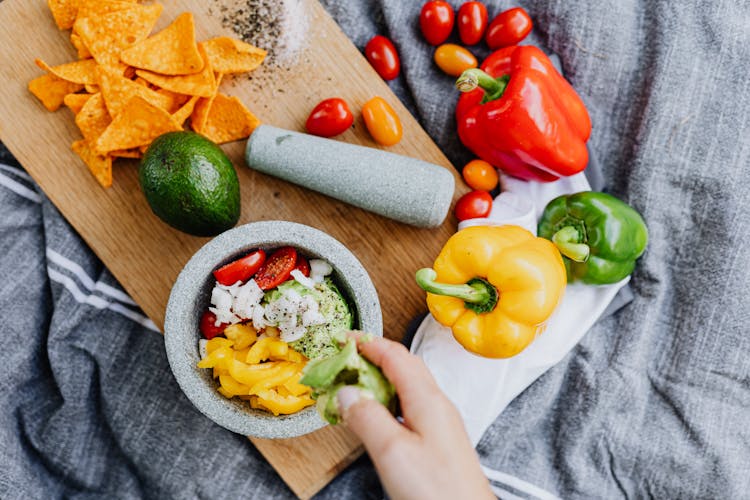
[411,172,628,446]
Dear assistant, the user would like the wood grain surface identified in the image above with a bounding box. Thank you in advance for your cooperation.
[0,1,465,497]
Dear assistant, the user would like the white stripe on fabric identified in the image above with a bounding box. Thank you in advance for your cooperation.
[46,248,138,306]
[489,484,527,500]
[482,466,561,500]
[0,172,41,203]
[0,164,33,182]
[48,267,160,333]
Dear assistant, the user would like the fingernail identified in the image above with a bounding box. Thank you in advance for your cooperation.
[337,386,361,417]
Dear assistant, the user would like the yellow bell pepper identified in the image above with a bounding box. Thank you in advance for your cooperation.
[416,225,566,358]
[228,358,281,386]
[255,389,315,416]
[248,362,299,395]
[197,346,233,369]
[218,374,252,397]
[283,373,311,397]
[205,337,233,354]
[223,323,257,349]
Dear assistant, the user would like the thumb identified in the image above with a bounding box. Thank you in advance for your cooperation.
[337,386,407,458]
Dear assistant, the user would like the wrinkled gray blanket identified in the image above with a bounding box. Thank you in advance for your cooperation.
[2,0,749,498]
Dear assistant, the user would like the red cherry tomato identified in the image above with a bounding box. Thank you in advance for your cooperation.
[200,310,227,339]
[457,2,488,46]
[455,190,493,221]
[420,1,455,46]
[254,246,298,290]
[294,256,310,277]
[486,7,533,49]
[212,249,266,286]
[365,35,400,80]
[305,98,354,137]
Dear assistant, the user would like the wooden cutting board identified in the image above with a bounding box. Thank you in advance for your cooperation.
[0,0,466,497]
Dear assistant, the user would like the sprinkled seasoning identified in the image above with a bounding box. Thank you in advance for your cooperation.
[211,0,309,68]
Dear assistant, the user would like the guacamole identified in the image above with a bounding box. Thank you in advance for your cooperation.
[264,278,353,359]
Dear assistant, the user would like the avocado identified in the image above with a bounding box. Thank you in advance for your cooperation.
[139,131,240,237]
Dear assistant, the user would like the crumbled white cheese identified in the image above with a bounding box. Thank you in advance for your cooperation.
[209,279,263,326]
[309,259,333,283]
[290,269,316,289]
[232,279,264,319]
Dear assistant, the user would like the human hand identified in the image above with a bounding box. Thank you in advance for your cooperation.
[336,336,494,500]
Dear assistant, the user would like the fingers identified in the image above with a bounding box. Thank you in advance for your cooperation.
[337,386,411,459]
[354,335,455,434]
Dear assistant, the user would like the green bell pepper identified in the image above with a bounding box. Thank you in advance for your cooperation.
[538,192,648,284]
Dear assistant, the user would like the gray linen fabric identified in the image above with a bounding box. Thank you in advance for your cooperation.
[1,0,748,499]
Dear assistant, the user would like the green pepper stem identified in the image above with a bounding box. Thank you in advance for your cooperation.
[415,268,498,314]
[552,226,590,262]
[455,69,510,102]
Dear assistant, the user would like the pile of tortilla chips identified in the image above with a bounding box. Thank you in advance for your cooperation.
[29,1,266,188]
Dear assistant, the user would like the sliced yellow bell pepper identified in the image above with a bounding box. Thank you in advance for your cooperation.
[233,347,251,361]
[255,389,315,416]
[218,374,252,397]
[197,346,233,369]
[228,359,282,387]
[249,362,299,395]
[223,323,258,350]
[246,337,289,364]
[283,373,312,397]
[416,225,566,358]
[206,337,234,354]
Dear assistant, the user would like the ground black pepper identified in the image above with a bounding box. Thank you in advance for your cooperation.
[210,0,308,68]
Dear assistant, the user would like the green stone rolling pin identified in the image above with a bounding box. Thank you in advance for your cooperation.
[245,125,455,228]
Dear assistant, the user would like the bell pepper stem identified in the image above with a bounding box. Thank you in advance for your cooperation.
[415,268,498,314]
[455,69,510,103]
[552,226,590,262]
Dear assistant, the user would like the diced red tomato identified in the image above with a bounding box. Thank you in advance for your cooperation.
[212,249,266,286]
[200,310,227,339]
[254,246,298,290]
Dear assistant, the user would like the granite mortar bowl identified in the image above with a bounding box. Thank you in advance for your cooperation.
[164,221,383,439]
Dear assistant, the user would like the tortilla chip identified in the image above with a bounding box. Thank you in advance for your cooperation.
[110,148,141,159]
[201,37,266,74]
[95,95,182,153]
[197,93,260,144]
[154,89,188,112]
[75,92,111,142]
[72,140,112,188]
[35,58,98,85]
[97,65,173,117]
[29,74,84,111]
[70,33,91,59]
[63,92,92,114]
[135,45,216,98]
[74,3,162,70]
[172,95,199,126]
[76,0,137,20]
[190,73,222,132]
[48,0,78,30]
[120,12,203,75]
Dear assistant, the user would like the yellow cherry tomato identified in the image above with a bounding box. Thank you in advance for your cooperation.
[434,43,478,76]
[362,96,403,146]
[462,159,499,191]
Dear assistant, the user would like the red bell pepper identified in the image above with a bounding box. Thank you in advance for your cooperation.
[455,46,591,182]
